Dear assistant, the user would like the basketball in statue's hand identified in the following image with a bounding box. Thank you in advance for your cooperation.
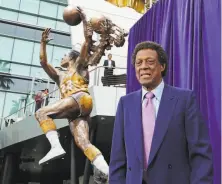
[63,5,82,26]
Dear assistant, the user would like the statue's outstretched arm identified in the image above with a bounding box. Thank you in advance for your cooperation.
[76,7,128,66]
[88,20,128,65]
[40,28,59,82]
[88,35,109,66]
[76,7,93,63]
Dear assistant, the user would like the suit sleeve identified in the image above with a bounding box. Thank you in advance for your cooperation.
[185,91,213,184]
[103,60,108,70]
[103,60,107,66]
[109,97,126,184]
[113,60,116,67]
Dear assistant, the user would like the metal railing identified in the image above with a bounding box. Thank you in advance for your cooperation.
[88,66,127,87]
[1,66,126,129]
[2,88,60,129]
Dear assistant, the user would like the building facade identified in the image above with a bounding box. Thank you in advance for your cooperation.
[0,0,72,127]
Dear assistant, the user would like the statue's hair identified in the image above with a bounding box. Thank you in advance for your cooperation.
[68,50,80,62]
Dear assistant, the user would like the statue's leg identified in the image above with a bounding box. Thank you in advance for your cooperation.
[69,92,108,183]
[69,117,108,183]
[35,97,80,165]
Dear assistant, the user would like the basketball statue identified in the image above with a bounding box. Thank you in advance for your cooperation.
[35,6,128,184]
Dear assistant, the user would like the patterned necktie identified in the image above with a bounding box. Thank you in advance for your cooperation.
[142,92,155,169]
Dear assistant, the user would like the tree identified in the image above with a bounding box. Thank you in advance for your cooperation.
[9,100,20,115]
[0,60,14,90]
[0,76,14,90]
[9,95,28,117]
[0,60,10,73]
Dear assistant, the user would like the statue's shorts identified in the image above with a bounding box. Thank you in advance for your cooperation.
[70,91,93,118]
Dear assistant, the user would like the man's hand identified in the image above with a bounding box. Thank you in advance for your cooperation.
[41,28,53,44]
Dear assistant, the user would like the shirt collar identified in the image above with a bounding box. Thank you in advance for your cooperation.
[142,80,164,102]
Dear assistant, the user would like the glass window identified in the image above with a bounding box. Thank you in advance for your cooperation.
[0,0,20,10]
[0,91,6,120]
[20,0,40,14]
[10,63,30,76]
[0,60,11,73]
[0,9,18,21]
[46,0,59,2]
[53,31,71,46]
[59,0,68,4]
[37,18,56,29]
[39,1,58,18]
[15,26,36,40]
[56,21,70,33]
[0,36,14,60]
[0,23,16,36]
[0,75,14,90]
[12,39,34,64]
[2,92,28,119]
[18,13,38,25]
[30,66,48,79]
[57,5,65,20]
[48,82,57,93]
[34,29,44,42]
[33,79,51,93]
[51,46,69,67]
[32,43,53,66]
[0,76,31,93]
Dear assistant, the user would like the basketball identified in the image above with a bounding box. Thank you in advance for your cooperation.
[63,5,82,26]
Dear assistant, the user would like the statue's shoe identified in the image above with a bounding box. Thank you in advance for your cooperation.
[93,166,109,184]
[39,145,66,165]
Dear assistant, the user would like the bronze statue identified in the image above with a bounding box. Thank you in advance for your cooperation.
[35,7,127,183]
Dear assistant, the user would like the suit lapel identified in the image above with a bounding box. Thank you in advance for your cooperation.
[148,84,177,166]
[129,89,144,165]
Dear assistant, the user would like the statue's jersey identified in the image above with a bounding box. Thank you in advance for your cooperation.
[59,72,89,98]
